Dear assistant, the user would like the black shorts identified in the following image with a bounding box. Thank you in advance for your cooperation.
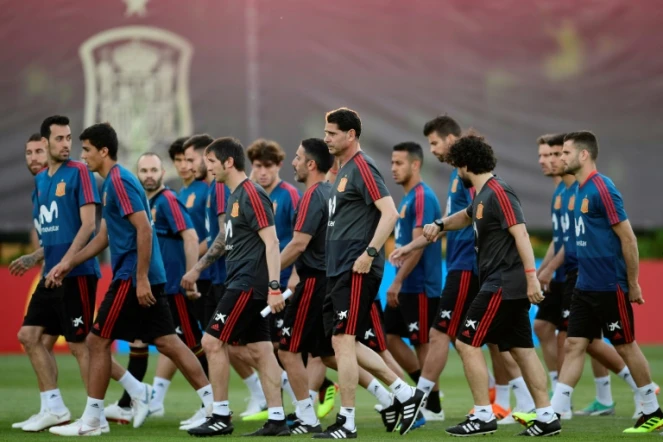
[205,288,270,345]
[357,300,388,352]
[166,293,203,350]
[23,275,97,343]
[323,271,381,337]
[192,279,212,329]
[433,270,479,337]
[92,280,174,343]
[278,273,327,354]
[567,286,634,345]
[456,289,533,352]
[385,293,439,345]
[535,280,564,326]
[202,283,224,330]
[558,271,577,332]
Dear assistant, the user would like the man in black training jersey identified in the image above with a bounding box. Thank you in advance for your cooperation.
[423,134,561,437]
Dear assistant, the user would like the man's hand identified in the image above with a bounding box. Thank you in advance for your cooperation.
[422,223,441,242]
[287,272,300,294]
[527,275,545,304]
[181,268,200,292]
[185,283,201,301]
[389,246,411,267]
[386,281,401,308]
[268,290,285,314]
[44,260,73,288]
[537,266,553,293]
[628,283,645,305]
[352,252,373,274]
[9,254,40,277]
[137,278,156,307]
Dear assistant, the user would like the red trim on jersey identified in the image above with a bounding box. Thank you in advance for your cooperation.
[101,279,131,339]
[448,271,471,337]
[174,293,196,348]
[110,167,134,217]
[347,274,362,335]
[164,190,187,232]
[219,289,252,342]
[414,184,425,227]
[294,183,319,232]
[616,285,634,343]
[354,154,381,202]
[487,180,517,227]
[289,277,316,352]
[78,276,91,334]
[418,293,429,343]
[243,181,269,228]
[279,181,301,209]
[66,161,95,204]
[215,182,226,215]
[370,302,387,351]
[469,188,477,199]
[593,175,621,225]
[579,170,598,188]
[472,289,502,347]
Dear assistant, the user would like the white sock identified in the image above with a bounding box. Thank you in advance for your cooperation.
[594,376,613,406]
[281,372,297,405]
[473,404,494,422]
[638,383,660,415]
[118,371,145,399]
[44,389,67,413]
[296,398,318,425]
[244,372,265,399]
[268,407,285,421]
[150,377,171,407]
[197,384,214,409]
[100,413,108,427]
[416,377,436,396]
[39,392,47,414]
[549,371,559,392]
[340,407,355,431]
[494,384,510,410]
[367,379,392,408]
[488,371,496,389]
[551,383,573,414]
[309,390,317,403]
[213,400,230,416]
[618,367,638,392]
[536,406,556,423]
[389,378,413,403]
[81,397,103,427]
[510,377,535,411]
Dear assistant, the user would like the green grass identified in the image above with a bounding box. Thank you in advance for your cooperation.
[1,347,662,440]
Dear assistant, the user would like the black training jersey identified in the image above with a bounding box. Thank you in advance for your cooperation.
[293,181,332,273]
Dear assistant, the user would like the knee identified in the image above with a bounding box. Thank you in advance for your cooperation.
[563,337,588,356]
[455,339,475,356]
[321,356,337,370]
[277,349,295,365]
[18,327,40,349]
[534,320,551,337]
[202,334,222,355]
[613,342,634,358]
[331,334,354,356]
[85,333,110,352]
[68,342,87,359]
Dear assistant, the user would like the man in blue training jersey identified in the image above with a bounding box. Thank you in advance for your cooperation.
[385,141,444,421]
[548,131,662,434]
[47,123,212,436]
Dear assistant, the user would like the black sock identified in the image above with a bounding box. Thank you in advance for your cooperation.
[319,377,334,393]
[408,369,421,384]
[426,389,441,413]
[118,346,149,408]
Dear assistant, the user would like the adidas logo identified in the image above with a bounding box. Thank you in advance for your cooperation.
[203,391,212,396]
[211,324,220,331]
[91,404,100,408]
[563,391,571,397]
[462,330,471,338]
[50,394,58,399]
[645,389,654,395]
[76,328,84,335]
[543,412,551,416]
[93,324,100,330]
[603,381,610,386]
[208,422,227,431]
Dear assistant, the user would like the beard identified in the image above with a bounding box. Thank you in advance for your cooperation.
[141,178,162,191]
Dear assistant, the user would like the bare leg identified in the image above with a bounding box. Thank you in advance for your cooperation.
[386,335,419,375]
[378,349,404,381]
[85,333,113,399]
[42,334,59,383]
[249,342,284,408]
[558,337,590,387]
[154,353,179,381]
[154,334,208,390]
[68,341,90,390]
[614,342,653,387]
[18,326,57,391]
[307,356,327,392]
[278,349,309,400]
[587,340,624,374]
[534,319,558,374]
[456,341,491,405]
[332,334,358,407]
[201,334,230,401]
[509,347,551,408]
[421,329,452,381]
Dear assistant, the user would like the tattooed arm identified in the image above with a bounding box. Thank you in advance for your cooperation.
[9,247,44,276]
[181,213,226,290]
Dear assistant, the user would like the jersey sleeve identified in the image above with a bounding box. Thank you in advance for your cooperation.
[353,156,390,204]
[489,185,526,229]
[242,184,275,231]
[76,166,100,206]
[216,182,228,216]
[594,178,628,226]
[414,187,439,228]
[163,192,194,233]
[294,188,324,235]
[110,172,145,218]
[465,204,473,218]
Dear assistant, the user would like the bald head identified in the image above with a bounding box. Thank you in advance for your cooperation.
[137,152,165,192]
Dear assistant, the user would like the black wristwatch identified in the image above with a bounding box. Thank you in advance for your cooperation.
[268,280,280,290]
[434,218,445,231]
[366,247,379,258]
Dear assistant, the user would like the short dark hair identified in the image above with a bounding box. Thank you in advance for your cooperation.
[246,139,286,165]
[40,115,70,139]
[183,134,214,152]
[301,138,334,173]
[27,133,42,144]
[423,115,461,138]
[325,107,362,138]
[168,136,189,161]
[393,142,424,164]
[536,134,553,145]
[206,137,246,171]
[79,123,119,161]
[546,133,566,147]
[564,131,599,161]
[447,133,497,174]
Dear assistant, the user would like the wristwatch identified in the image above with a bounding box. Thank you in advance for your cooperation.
[366,247,379,258]
[268,280,280,290]
[434,218,445,231]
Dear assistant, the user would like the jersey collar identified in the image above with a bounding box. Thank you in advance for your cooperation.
[579,170,598,188]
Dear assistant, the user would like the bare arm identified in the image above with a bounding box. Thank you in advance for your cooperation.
[420,208,472,244]
[259,226,282,284]
[368,196,399,251]
[46,220,108,285]
[30,228,40,250]
[198,240,208,258]
[538,240,555,273]
[9,247,44,276]
[127,211,156,306]
[393,228,425,284]
[58,204,97,264]
[193,214,226,273]
[280,231,312,270]
[508,223,543,304]
[612,220,639,290]
[180,228,199,272]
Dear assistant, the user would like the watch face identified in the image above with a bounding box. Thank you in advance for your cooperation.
[269,281,280,290]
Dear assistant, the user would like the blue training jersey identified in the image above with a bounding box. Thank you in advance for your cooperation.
[34,160,101,278]
[31,188,41,246]
[150,188,194,295]
[269,180,301,287]
[561,181,579,274]
[394,182,442,298]
[574,171,628,291]
[444,169,476,272]
[551,181,566,283]
[206,180,230,285]
[102,164,166,285]
[179,180,211,281]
